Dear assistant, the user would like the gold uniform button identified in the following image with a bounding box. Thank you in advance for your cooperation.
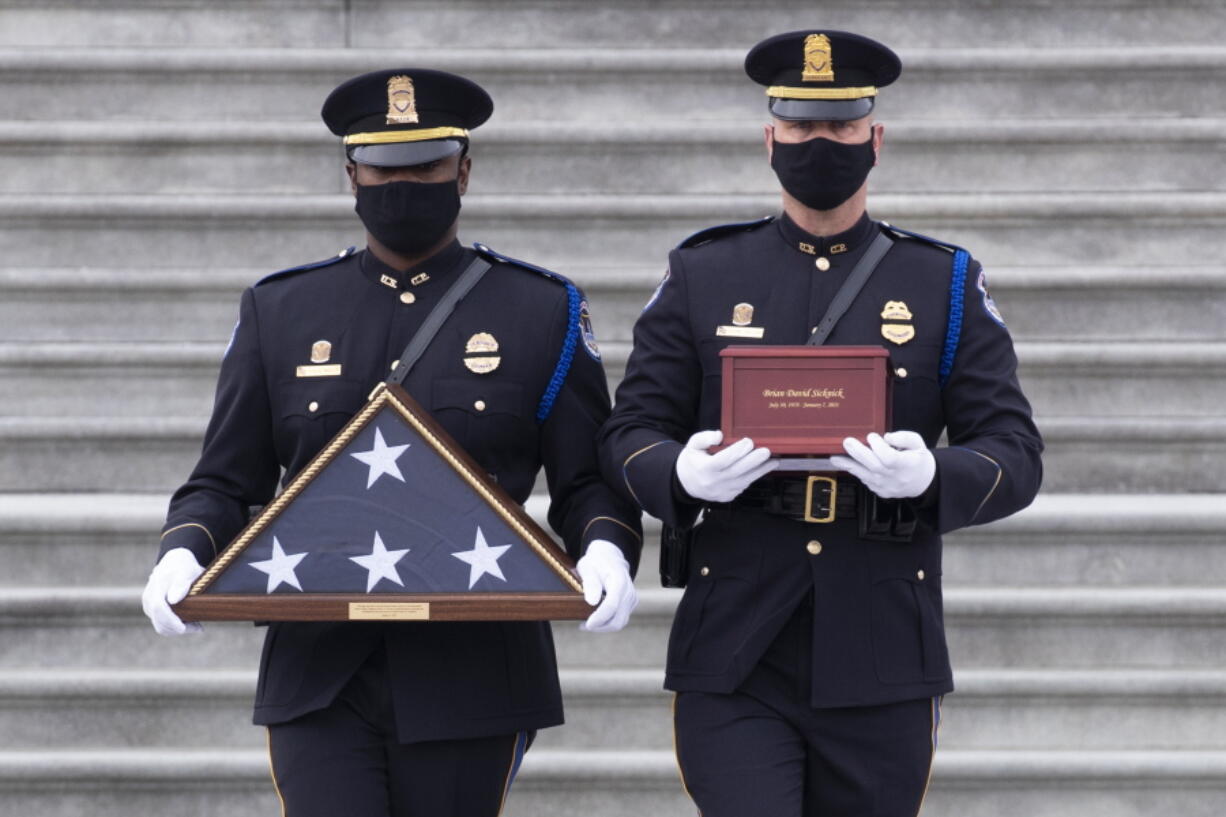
[474,400,487,412]
[917,570,926,581]
[815,257,831,272]
[806,540,822,555]
[700,566,710,577]
[896,367,908,379]
[307,401,319,413]
[399,292,416,304]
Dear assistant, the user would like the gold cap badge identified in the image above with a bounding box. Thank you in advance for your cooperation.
[881,301,913,322]
[802,33,835,82]
[732,303,755,326]
[310,340,332,364]
[386,75,419,125]
[464,332,500,374]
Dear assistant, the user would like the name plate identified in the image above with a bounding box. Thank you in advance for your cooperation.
[719,345,893,456]
[349,602,431,621]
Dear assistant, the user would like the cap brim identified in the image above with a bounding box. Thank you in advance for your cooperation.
[348,139,465,167]
[769,97,875,122]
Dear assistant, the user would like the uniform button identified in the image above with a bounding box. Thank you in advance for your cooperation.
[806,540,822,555]
[399,292,416,304]
[896,367,908,378]
[815,257,831,271]
[474,400,486,412]
[700,566,710,577]
[917,569,926,581]
[307,401,319,413]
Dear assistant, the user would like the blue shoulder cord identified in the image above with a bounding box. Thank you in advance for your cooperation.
[535,282,581,423]
[939,249,969,387]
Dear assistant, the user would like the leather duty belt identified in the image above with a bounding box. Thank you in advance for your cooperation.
[723,475,859,523]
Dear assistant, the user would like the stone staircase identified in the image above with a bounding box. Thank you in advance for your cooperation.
[1,1,1224,815]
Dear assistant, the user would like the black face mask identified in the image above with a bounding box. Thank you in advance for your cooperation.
[770,133,876,211]
[353,179,461,256]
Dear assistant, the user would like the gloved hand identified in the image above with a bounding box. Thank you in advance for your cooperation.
[830,431,936,499]
[141,547,205,636]
[675,430,776,503]
[576,539,638,633]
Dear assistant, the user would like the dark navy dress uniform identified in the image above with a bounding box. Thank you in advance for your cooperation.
[599,210,1043,815]
[156,66,642,817]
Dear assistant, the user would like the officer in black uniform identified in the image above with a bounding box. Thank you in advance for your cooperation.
[599,30,1043,817]
[141,68,642,817]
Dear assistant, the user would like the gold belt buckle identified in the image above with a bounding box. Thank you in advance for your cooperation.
[803,476,837,523]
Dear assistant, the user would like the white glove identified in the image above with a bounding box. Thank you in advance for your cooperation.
[576,539,638,633]
[830,431,936,499]
[675,430,776,503]
[141,548,205,636]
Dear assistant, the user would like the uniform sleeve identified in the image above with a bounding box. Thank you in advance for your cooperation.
[931,259,1044,533]
[158,287,281,566]
[538,287,644,573]
[597,252,705,529]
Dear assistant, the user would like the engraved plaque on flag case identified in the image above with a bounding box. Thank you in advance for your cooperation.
[720,346,893,456]
[173,383,591,623]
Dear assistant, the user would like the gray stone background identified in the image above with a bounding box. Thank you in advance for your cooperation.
[0,1,1224,814]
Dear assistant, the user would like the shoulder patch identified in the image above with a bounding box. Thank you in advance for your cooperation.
[976,267,1006,327]
[879,223,967,256]
[255,247,356,287]
[642,267,670,312]
[472,242,572,287]
[677,216,774,249]
[578,299,601,361]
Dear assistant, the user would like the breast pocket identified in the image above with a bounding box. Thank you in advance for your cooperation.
[429,379,530,462]
[274,378,370,463]
[888,345,943,434]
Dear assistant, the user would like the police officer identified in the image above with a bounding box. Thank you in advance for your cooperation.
[599,30,1043,817]
[140,68,642,817]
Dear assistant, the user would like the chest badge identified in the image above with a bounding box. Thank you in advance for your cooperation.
[880,301,916,345]
[464,332,501,374]
[297,339,342,377]
[717,303,764,338]
[310,340,332,364]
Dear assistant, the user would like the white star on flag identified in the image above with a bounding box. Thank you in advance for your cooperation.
[249,536,308,593]
[451,527,513,589]
[350,531,410,592]
[349,427,410,489]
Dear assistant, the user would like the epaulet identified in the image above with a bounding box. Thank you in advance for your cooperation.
[472,243,584,424]
[254,247,357,286]
[677,216,774,249]
[879,223,967,255]
[473,242,573,287]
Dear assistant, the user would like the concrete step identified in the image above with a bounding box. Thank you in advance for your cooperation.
[5,191,1225,271]
[3,340,1221,420]
[5,493,1224,590]
[2,47,1223,122]
[0,412,1218,492]
[4,0,1221,49]
[3,748,1226,817]
[5,585,1226,671]
[8,666,1225,753]
[7,118,1224,195]
[3,265,1223,344]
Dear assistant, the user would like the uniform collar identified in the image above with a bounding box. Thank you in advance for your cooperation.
[775,211,875,259]
[359,239,466,293]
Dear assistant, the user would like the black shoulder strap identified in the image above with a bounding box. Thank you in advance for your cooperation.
[387,256,491,385]
[806,232,893,346]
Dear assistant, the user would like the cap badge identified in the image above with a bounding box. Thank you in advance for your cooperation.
[464,332,500,374]
[386,75,419,125]
[881,301,913,322]
[802,33,835,83]
[732,303,755,326]
[310,340,332,364]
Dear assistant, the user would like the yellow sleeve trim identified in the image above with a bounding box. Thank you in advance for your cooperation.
[965,449,1004,522]
[766,85,878,100]
[621,440,670,508]
[160,522,218,558]
[343,127,469,146]
[582,515,643,544]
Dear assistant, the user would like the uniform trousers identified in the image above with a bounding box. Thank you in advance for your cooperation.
[673,596,941,817]
[266,645,530,817]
